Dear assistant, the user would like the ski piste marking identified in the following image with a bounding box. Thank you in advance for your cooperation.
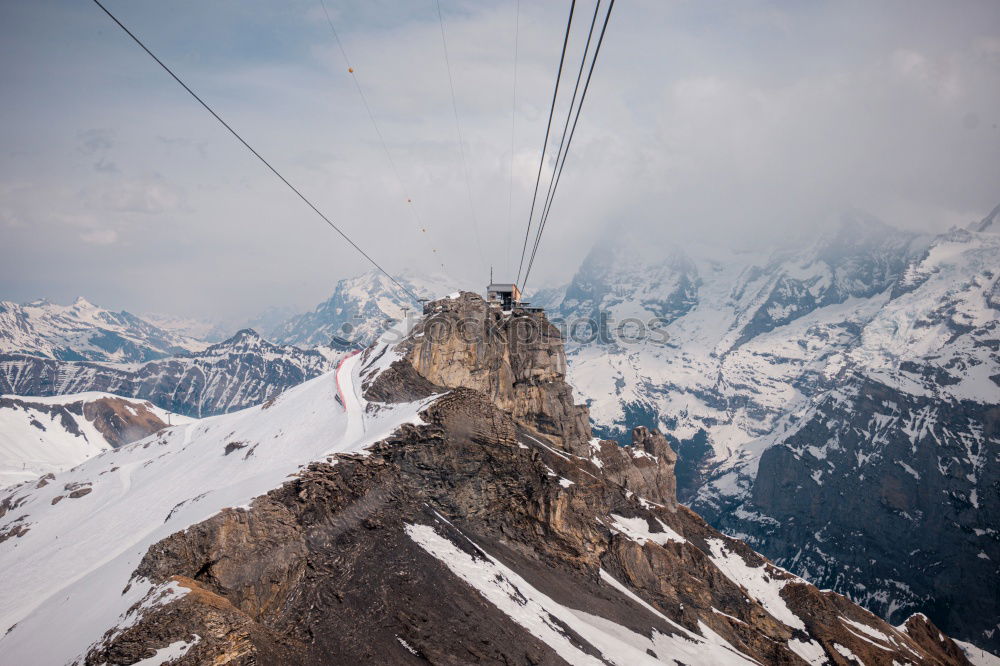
[335,350,362,412]
[336,350,368,443]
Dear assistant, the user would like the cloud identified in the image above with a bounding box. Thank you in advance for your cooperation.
[156,135,209,159]
[93,156,119,174]
[79,228,118,245]
[0,0,997,321]
[95,181,182,215]
[77,128,115,156]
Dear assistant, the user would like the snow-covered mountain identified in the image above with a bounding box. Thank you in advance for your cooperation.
[139,312,221,342]
[213,216,996,653]
[0,293,975,665]
[0,393,191,488]
[0,329,340,418]
[543,210,999,652]
[271,270,451,348]
[0,297,208,362]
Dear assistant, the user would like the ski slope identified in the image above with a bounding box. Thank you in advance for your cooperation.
[0,392,192,488]
[0,352,436,665]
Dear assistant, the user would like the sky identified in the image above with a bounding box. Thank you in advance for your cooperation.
[1,0,998,323]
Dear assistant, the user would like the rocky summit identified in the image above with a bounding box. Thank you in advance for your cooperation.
[0,293,981,665]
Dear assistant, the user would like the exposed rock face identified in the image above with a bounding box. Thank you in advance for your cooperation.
[70,296,973,665]
[368,292,592,457]
[0,329,337,418]
[596,426,678,509]
[80,397,168,448]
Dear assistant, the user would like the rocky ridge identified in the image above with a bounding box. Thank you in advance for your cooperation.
[0,329,339,418]
[0,292,976,665]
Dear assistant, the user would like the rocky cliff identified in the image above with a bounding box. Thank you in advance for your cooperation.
[366,293,592,457]
[0,293,978,665]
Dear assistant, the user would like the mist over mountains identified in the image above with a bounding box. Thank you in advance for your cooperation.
[2,208,998,658]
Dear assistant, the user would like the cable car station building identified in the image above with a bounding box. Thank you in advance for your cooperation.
[486,283,521,312]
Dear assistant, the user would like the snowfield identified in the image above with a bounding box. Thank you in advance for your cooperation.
[0,392,192,488]
[407,521,762,666]
[0,353,437,665]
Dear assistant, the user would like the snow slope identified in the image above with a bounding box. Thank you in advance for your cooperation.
[0,353,437,665]
[407,522,760,665]
[0,392,192,488]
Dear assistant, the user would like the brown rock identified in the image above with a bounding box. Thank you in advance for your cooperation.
[594,427,678,509]
[365,292,592,456]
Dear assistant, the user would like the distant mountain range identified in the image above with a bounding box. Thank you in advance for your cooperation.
[542,208,1000,652]
[0,297,208,363]
[0,291,985,665]
[0,330,340,418]
[1,207,997,654]
[143,271,448,348]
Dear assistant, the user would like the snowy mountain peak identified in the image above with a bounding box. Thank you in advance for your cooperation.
[972,201,1000,232]
[272,269,453,348]
[812,211,925,266]
[204,328,284,356]
[228,328,263,342]
[0,297,208,362]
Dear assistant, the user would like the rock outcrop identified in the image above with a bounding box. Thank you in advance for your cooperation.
[595,426,678,508]
[367,292,592,456]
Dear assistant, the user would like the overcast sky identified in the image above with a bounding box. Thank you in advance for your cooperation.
[1,0,998,322]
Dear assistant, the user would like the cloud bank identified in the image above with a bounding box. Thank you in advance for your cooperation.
[0,0,997,320]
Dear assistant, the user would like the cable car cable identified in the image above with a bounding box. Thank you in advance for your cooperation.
[90,0,421,303]
[506,0,520,277]
[317,0,451,277]
[527,0,601,276]
[515,0,576,288]
[435,0,485,266]
[522,0,613,293]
